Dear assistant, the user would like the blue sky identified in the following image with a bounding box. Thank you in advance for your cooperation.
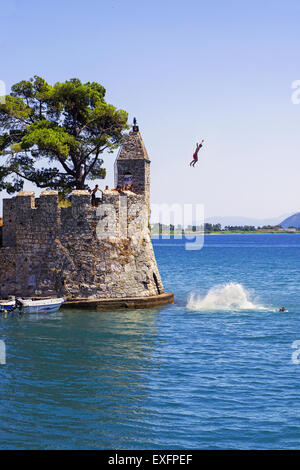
[1,0,300,220]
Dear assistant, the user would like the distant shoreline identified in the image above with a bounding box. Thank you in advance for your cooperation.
[151,231,300,236]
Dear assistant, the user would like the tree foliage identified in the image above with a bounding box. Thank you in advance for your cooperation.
[0,76,128,194]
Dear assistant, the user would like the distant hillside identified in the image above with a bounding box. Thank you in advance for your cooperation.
[280,213,300,229]
[205,214,291,228]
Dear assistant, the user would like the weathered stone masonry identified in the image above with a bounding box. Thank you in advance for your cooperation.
[114,130,151,215]
[0,129,165,301]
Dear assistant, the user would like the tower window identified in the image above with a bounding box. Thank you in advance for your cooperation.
[124,172,133,186]
[153,272,160,295]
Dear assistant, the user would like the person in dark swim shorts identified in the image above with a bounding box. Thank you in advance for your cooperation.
[90,184,100,206]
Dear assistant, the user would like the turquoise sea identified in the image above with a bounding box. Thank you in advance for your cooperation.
[1,234,300,450]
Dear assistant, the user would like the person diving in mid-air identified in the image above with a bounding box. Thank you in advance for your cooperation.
[190,140,204,167]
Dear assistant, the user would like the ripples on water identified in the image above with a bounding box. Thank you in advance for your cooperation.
[1,234,300,449]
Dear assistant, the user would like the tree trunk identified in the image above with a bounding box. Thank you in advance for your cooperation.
[75,165,85,189]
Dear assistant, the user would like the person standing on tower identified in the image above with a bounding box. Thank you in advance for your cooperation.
[90,184,100,206]
[133,117,139,132]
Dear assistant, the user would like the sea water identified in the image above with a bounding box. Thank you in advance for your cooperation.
[1,234,300,449]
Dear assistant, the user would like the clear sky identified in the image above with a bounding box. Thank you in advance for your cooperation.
[1,0,300,220]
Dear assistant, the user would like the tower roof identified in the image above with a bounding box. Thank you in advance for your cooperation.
[117,130,150,161]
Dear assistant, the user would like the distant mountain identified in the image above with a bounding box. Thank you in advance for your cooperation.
[280,213,300,229]
[205,214,292,228]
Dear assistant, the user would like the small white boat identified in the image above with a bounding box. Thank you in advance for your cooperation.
[0,298,64,314]
[16,298,65,314]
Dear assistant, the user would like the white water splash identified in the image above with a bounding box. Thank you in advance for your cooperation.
[187,282,270,311]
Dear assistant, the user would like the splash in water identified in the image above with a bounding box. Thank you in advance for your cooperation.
[187,282,270,311]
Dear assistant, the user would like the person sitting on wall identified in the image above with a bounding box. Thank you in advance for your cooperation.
[90,184,100,206]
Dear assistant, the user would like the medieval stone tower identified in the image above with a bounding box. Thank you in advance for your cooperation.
[114,122,150,214]
[0,125,173,308]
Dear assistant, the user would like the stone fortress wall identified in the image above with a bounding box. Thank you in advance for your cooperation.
[0,127,166,301]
